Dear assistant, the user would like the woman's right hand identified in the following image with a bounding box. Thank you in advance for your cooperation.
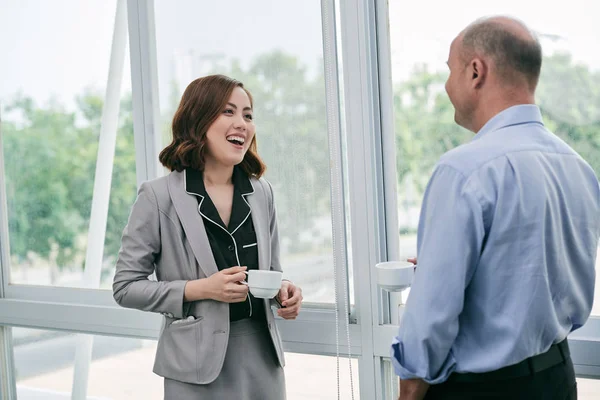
[184,266,249,303]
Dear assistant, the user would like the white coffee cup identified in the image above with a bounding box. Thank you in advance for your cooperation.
[375,260,415,292]
[244,270,283,299]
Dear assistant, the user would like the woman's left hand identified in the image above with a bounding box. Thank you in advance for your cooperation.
[276,281,302,319]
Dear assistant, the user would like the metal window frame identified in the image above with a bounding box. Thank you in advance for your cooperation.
[0,95,17,400]
[337,0,391,397]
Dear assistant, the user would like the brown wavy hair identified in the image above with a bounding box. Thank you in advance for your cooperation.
[159,74,266,177]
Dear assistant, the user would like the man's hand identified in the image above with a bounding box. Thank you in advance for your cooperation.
[398,378,429,400]
[276,280,302,319]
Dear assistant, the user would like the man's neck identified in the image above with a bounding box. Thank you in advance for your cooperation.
[472,92,535,133]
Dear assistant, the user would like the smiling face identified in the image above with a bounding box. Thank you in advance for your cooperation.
[204,86,256,169]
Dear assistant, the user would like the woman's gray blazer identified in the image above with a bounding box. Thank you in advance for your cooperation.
[112,170,285,385]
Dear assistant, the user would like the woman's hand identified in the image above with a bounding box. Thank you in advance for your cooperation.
[184,266,249,303]
[276,280,303,319]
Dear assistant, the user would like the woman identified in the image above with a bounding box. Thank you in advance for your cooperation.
[113,74,303,399]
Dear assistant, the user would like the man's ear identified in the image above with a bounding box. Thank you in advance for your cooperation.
[470,58,487,89]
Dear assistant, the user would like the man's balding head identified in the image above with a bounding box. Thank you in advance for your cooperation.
[444,16,541,132]
[460,16,542,91]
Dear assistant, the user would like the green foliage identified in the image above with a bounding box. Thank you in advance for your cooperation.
[2,49,598,273]
[196,50,332,253]
[3,96,84,266]
[537,53,600,177]
[2,91,137,269]
[393,64,471,192]
[393,53,600,196]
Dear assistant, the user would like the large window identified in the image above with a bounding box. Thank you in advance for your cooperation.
[0,0,135,290]
[387,0,600,313]
[383,0,600,397]
[1,0,359,398]
[1,1,599,399]
[13,328,159,399]
[153,0,339,304]
[12,327,358,400]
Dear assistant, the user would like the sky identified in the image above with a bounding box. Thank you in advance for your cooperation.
[0,0,599,113]
[388,0,600,81]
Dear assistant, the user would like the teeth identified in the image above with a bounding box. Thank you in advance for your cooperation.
[227,136,245,145]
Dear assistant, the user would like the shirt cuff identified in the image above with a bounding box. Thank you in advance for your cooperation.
[390,338,454,385]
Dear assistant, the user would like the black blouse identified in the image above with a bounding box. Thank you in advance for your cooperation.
[185,167,265,322]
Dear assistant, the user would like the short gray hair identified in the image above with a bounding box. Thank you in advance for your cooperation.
[461,17,542,91]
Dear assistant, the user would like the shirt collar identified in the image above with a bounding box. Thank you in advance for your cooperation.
[184,166,254,232]
[184,166,254,198]
[473,104,544,141]
[232,166,254,196]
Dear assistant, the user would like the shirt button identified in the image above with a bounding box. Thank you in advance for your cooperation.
[228,245,234,251]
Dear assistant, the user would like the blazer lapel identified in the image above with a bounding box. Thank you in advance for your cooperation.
[248,179,269,271]
[167,171,219,278]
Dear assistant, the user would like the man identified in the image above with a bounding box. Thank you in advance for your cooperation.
[391,16,600,400]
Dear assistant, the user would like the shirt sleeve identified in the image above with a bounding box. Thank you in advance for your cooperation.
[391,164,485,384]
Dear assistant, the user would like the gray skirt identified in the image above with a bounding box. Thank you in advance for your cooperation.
[164,318,286,400]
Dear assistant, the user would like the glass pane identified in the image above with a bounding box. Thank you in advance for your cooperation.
[0,0,135,289]
[13,328,160,399]
[382,358,400,399]
[13,327,359,400]
[387,1,600,313]
[285,353,359,399]
[154,0,338,303]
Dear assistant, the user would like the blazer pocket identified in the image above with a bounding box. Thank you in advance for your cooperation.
[155,317,204,383]
[169,316,204,328]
